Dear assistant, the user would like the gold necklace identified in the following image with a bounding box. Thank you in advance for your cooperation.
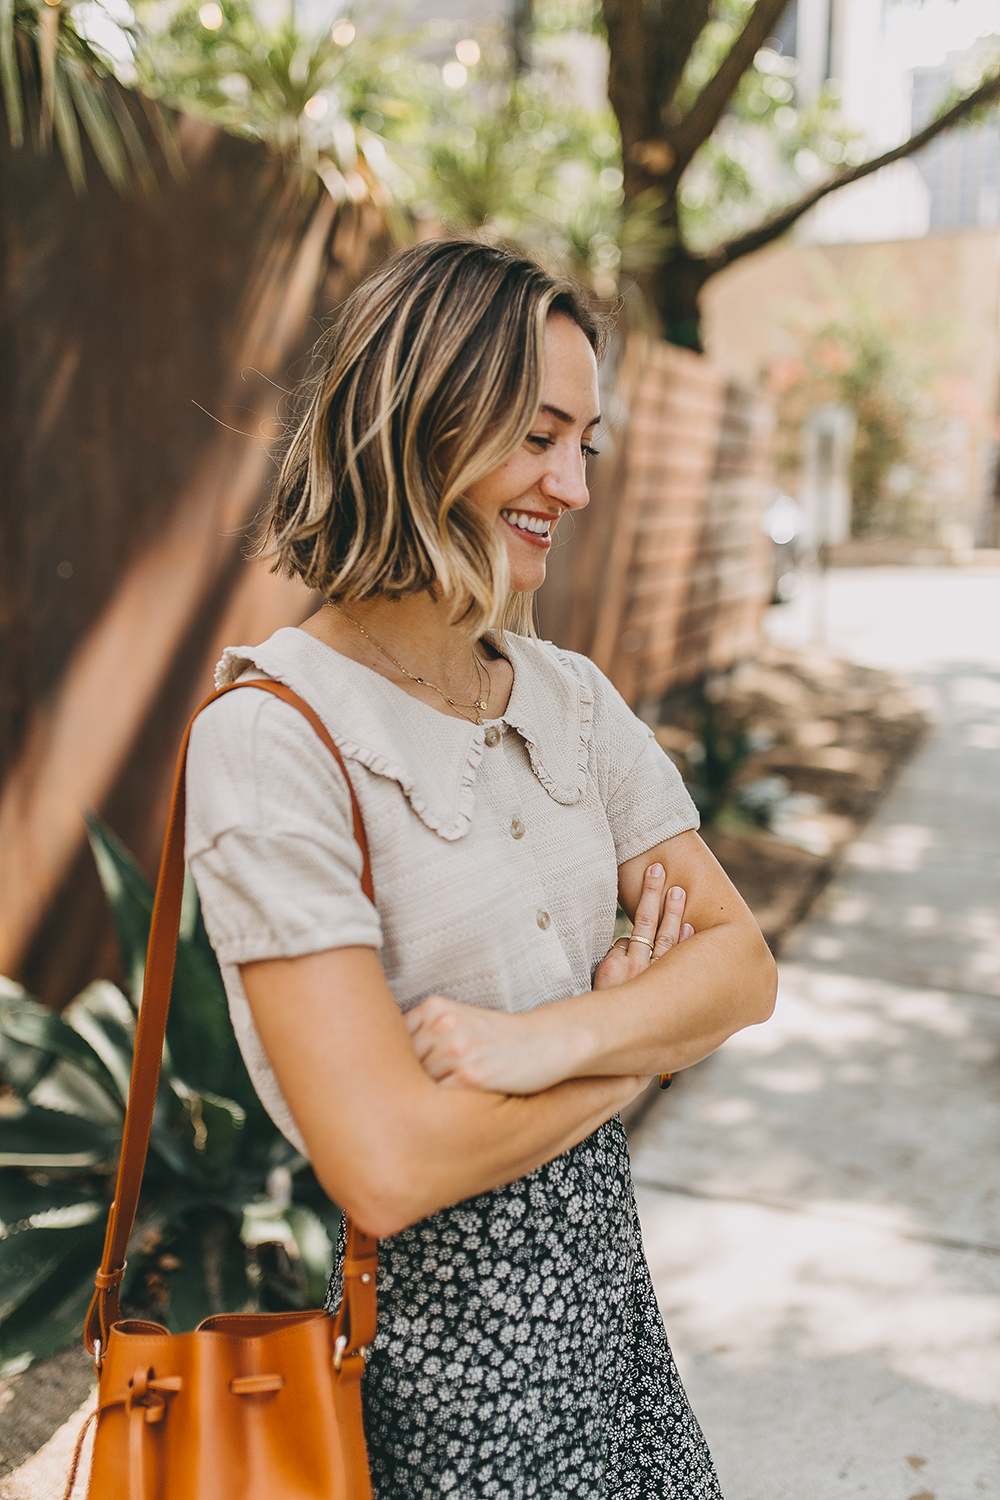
[335,605,491,724]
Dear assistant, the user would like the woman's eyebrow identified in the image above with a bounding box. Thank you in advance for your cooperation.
[539,403,602,428]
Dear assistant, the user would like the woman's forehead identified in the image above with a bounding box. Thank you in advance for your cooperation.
[541,317,600,418]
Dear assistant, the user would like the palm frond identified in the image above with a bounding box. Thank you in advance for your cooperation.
[50,61,86,193]
[0,0,170,195]
[67,60,130,191]
[0,0,23,145]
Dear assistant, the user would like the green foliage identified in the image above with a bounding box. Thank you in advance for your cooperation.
[674,2,866,253]
[685,697,754,827]
[387,0,867,292]
[769,302,933,538]
[0,0,160,194]
[132,0,409,214]
[0,0,410,215]
[0,819,339,1374]
[382,15,670,292]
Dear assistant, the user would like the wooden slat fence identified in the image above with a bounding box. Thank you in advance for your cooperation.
[536,337,774,709]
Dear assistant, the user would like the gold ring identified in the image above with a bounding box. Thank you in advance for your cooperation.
[628,934,654,952]
[612,937,630,951]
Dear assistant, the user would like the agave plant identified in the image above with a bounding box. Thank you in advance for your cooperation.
[0,818,339,1375]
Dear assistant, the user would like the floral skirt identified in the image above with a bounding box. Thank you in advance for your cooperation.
[327,1116,722,1499]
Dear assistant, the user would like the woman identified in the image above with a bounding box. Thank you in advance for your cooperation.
[186,239,776,1498]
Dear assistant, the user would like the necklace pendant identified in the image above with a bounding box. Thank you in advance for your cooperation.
[475,699,488,712]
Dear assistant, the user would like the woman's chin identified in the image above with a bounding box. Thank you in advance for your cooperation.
[508,562,547,595]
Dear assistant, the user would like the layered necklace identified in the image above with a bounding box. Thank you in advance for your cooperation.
[334,604,492,724]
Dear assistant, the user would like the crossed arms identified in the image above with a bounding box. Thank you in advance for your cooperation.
[240,829,776,1237]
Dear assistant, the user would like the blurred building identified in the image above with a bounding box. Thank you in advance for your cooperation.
[911,49,1000,231]
[707,0,1000,548]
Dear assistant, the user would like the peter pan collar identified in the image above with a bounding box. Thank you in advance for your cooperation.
[215,627,594,841]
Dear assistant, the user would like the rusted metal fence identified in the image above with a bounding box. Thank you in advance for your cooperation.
[536,337,774,710]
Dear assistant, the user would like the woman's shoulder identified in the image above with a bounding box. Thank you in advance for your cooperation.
[502,634,639,724]
[188,630,355,798]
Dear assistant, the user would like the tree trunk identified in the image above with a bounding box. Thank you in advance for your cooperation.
[645,247,712,351]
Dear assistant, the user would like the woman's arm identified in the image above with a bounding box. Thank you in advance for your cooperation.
[240,948,648,1240]
[405,830,776,1093]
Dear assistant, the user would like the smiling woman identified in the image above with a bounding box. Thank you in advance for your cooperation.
[183,240,774,1497]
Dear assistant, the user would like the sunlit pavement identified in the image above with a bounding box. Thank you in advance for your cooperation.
[630,566,1000,1500]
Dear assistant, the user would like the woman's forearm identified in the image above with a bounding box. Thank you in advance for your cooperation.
[240,948,647,1240]
[406,914,776,1096]
[552,918,776,1079]
[335,1070,647,1238]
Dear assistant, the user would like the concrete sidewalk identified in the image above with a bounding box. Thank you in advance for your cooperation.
[631,568,1000,1500]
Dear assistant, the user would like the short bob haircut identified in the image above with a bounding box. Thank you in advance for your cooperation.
[267,239,609,636]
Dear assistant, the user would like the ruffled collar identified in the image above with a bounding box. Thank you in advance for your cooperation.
[215,627,594,841]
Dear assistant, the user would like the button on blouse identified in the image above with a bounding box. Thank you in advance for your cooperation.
[186,626,699,1154]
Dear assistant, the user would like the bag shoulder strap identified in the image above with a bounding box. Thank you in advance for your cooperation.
[84,678,378,1359]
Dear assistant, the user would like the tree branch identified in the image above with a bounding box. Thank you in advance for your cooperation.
[668,0,791,179]
[652,0,714,120]
[708,65,1000,272]
[604,0,712,158]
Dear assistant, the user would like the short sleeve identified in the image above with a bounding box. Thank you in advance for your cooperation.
[185,685,382,967]
[604,734,699,864]
[555,649,699,864]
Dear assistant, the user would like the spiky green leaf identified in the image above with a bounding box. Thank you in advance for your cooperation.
[61,982,136,1105]
[85,816,153,1004]
[0,0,23,146]
[67,62,130,193]
[0,988,126,1108]
[51,63,87,194]
[0,1218,107,1372]
[0,1172,106,1235]
[0,1105,118,1169]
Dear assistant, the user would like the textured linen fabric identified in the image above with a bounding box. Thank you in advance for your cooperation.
[185,626,699,1155]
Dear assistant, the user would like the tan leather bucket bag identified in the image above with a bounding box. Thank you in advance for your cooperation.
[72,681,378,1500]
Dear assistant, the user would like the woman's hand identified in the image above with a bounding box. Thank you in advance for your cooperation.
[592,862,694,992]
[404,996,575,1095]
[405,862,694,1094]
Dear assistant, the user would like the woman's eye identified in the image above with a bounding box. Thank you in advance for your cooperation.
[582,445,600,459]
[526,434,554,450]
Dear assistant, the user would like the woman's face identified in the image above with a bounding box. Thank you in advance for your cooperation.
[466,313,601,595]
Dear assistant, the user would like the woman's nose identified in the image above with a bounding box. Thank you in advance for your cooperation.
[540,444,590,511]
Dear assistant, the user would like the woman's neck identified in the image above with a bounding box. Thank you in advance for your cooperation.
[298,590,513,722]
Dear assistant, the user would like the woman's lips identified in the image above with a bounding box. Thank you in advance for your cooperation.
[500,509,553,548]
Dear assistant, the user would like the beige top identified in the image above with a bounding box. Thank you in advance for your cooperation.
[185,627,698,1154]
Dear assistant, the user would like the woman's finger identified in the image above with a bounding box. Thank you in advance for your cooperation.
[651,885,687,959]
[678,922,695,942]
[628,862,666,968]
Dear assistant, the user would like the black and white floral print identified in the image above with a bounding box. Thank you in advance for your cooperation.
[327,1117,722,1499]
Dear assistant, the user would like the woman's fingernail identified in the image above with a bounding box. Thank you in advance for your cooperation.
[680,923,694,938]
[668,886,685,901]
[648,863,664,879]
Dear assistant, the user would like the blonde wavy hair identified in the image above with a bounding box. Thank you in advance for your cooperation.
[266,239,608,636]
